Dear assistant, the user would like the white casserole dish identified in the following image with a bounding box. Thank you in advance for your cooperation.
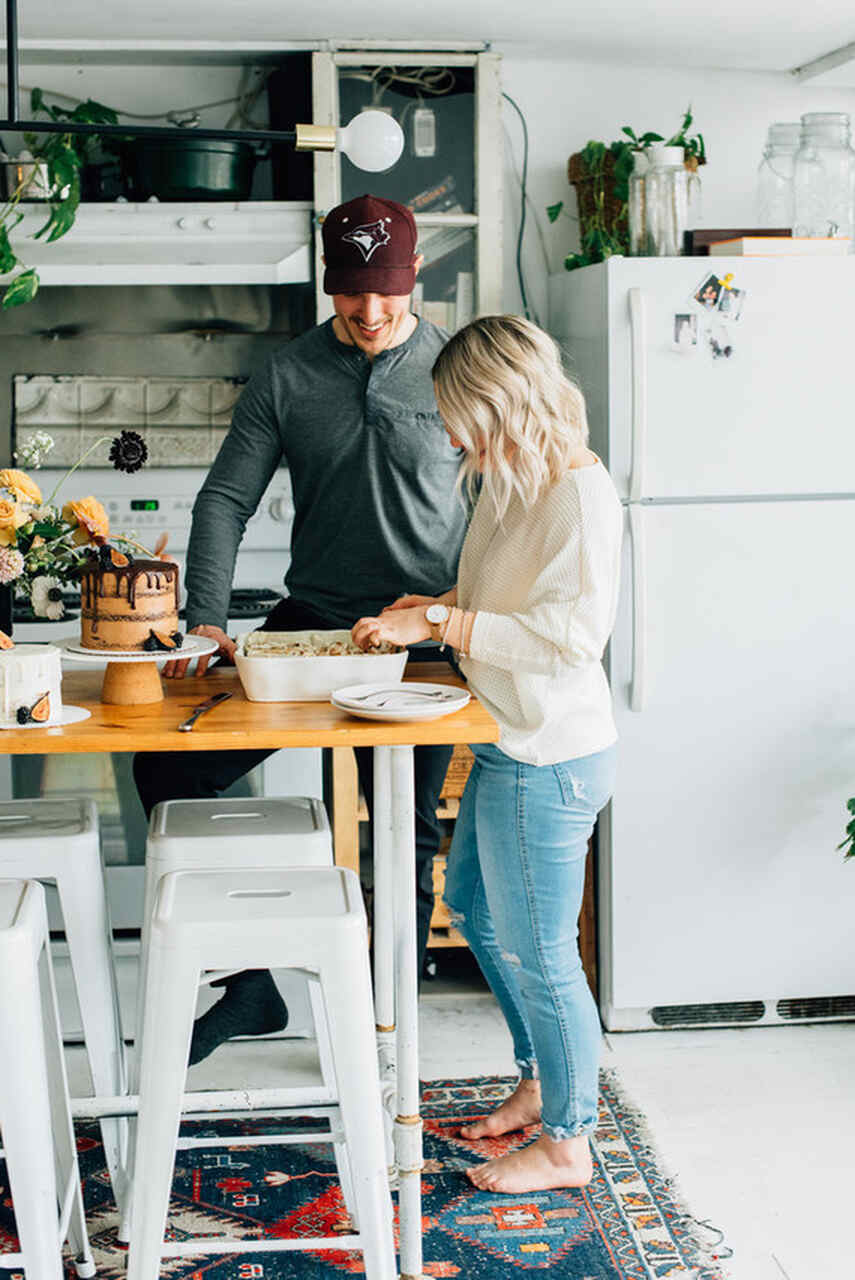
[234,630,408,702]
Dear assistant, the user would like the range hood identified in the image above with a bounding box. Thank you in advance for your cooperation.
[1,200,313,287]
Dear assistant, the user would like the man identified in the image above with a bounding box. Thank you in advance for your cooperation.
[133,193,466,1065]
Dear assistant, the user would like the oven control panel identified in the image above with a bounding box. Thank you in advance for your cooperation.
[35,467,294,554]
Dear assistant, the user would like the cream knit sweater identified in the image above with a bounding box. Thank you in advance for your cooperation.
[457,459,623,765]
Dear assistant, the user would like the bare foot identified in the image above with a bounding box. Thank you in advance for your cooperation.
[459,1078,542,1140]
[466,1132,593,1194]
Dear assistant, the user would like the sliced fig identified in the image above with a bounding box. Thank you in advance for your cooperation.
[0,629,14,650]
[109,547,130,567]
[147,629,177,651]
[30,692,50,723]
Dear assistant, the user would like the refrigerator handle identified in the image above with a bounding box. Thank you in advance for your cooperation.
[628,287,647,502]
[628,504,647,712]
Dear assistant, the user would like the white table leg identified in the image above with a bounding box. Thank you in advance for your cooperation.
[372,745,397,1180]
[390,744,422,1280]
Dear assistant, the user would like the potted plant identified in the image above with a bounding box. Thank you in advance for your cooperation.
[547,105,706,270]
[0,89,119,309]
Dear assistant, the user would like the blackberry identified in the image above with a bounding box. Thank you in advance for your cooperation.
[170,631,184,648]
[16,706,30,724]
[98,544,113,569]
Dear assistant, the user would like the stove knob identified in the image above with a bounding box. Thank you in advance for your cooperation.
[268,497,290,522]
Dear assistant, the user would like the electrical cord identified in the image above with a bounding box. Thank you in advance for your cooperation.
[502,91,532,322]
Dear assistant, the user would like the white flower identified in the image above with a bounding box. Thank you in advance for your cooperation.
[15,431,55,469]
[30,504,60,523]
[0,547,25,584]
[30,574,63,617]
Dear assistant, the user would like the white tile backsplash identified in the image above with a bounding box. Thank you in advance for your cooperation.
[13,374,246,466]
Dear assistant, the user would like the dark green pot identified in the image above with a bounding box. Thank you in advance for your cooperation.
[122,136,257,201]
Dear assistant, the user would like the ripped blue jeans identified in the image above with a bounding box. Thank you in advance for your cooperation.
[443,741,616,1140]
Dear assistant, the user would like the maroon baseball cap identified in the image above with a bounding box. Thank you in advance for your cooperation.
[322,193,418,296]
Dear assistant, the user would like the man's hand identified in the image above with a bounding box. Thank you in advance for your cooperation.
[382,588,457,614]
[163,624,236,679]
[352,606,431,652]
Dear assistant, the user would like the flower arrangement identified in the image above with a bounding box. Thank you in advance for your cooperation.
[0,428,150,619]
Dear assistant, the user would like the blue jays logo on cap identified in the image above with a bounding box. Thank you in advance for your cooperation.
[341,218,391,262]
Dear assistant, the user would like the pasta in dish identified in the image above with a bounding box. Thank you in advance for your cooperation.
[243,630,400,657]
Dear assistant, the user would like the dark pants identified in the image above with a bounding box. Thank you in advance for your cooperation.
[132,597,453,970]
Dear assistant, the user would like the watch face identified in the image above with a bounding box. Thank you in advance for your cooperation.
[426,604,449,625]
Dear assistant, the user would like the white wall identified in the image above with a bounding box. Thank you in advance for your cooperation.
[498,52,855,321]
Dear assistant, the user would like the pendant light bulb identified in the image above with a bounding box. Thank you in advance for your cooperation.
[338,110,404,172]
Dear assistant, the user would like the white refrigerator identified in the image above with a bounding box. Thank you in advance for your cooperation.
[548,257,855,1032]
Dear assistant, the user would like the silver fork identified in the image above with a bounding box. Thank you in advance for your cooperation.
[346,687,454,703]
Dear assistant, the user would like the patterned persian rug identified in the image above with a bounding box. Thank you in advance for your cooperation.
[0,1073,729,1279]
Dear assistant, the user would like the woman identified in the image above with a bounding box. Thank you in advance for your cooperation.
[352,315,622,1195]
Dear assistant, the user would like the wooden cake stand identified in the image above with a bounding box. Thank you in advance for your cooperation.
[58,635,218,705]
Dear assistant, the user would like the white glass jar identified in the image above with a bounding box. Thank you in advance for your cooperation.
[757,122,801,227]
[792,112,855,240]
[643,143,690,256]
[628,152,650,256]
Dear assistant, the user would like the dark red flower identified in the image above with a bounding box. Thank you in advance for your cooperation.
[109,430,147,473]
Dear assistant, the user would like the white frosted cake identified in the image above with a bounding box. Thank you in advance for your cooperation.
[0,643,64,727]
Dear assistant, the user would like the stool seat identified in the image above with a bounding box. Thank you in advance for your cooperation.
[0,879,95,1280]
[149,795,331,862]
[127,865,396,1280]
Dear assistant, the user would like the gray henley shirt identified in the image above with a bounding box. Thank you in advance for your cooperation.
[185,316,466,631]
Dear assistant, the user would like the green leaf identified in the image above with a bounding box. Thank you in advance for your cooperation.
[622,126,638,142]
[546,202,564,223]
[29,87,44,114]
[2,269,40,309]
[847,798,855,813]
[640,131,664,144]
[48,143,78,193]
[0,225,18,276]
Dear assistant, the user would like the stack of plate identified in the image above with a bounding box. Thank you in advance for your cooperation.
[331,681,470,722]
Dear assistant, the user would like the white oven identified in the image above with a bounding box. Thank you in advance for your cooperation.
[2,466,323,1037]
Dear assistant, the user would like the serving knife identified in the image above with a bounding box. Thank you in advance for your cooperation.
[177,690,233,732]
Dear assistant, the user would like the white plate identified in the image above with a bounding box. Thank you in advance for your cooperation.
[58,635,217,663]
[331,681,470,722]
[0,704,91,730]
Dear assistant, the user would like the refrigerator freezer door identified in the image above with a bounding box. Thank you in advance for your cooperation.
[601,498,855,1027]
[550,258,855,500]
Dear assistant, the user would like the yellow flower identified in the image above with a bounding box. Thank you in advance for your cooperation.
[0,498,28,547]
[62,496,110,546]
[0,468,42,505]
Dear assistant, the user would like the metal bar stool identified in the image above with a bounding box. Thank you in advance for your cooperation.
[126,865,396,1280]
[0,798,127,1209]
[0,879,95,1280]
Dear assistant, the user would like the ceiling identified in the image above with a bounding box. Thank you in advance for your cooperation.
[4,0,855,82]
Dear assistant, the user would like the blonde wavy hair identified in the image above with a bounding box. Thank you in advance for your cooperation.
[431,314,590,521]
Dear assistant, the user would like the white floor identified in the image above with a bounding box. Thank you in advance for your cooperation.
[63,968,854,1280]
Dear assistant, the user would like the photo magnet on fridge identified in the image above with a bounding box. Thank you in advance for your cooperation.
[673,313,699,351]
[717,285,745,321]
[693,272,723,310]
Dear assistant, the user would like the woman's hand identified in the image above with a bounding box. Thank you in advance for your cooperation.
[351,606,431,652]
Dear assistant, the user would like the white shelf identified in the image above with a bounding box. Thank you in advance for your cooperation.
[2,201,313,286]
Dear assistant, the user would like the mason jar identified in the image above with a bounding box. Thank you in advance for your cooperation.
[643,143,689,256]
[757,122,801,227]
[792,112,855,240]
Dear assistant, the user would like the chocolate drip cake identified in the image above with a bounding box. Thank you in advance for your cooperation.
[80,553,180,651]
